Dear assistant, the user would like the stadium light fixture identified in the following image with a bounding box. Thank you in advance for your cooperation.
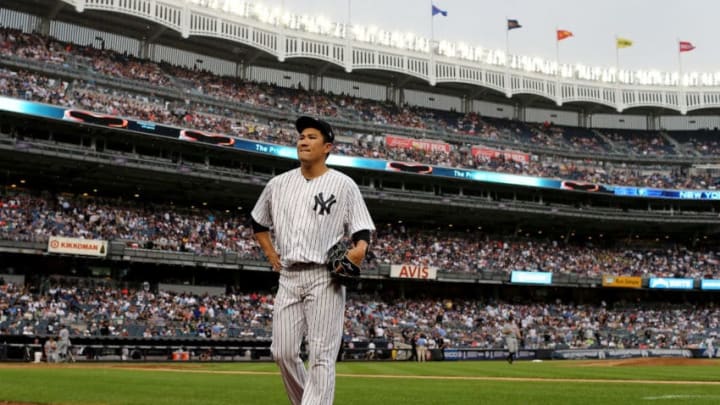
[280,12,292,27]
[316,16,333,34]
[351,25,364,41]
[438,41,453,57]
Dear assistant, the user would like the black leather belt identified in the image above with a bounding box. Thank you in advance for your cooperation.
[287,262,322,270]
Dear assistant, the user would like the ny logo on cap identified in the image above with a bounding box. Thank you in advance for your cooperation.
[313,192,337,215]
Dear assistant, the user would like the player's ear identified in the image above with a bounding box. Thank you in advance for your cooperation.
[323,142,333,154]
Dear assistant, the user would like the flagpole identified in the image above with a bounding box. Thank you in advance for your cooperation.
[429,1,435,86]
[430,0,435,53]
[505,18,511,97]
[677,38,683,87]
[555,27,561,105]
[505,16,509,68]
[555,27,560,77]
[344,0,352,73]
[615,35,619,77]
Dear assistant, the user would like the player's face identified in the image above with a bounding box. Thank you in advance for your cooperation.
[297,127,331,163]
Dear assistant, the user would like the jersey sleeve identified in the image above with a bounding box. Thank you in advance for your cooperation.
[251,178,274,229]
[345,180,375,235]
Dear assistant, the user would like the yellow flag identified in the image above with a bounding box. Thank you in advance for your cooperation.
[616,37,633,48]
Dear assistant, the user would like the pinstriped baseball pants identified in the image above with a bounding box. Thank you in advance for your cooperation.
[272,266,345,405]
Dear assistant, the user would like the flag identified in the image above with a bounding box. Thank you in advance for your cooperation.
[557,29,573,41]
[679,41,695,52]
[431,4,447,17]
[507,19,522,30]
[616,37,633,48]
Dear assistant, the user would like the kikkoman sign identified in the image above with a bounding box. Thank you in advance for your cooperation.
[47,236,108,257]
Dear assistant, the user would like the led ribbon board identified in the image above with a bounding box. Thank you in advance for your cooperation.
[1,96,719,200]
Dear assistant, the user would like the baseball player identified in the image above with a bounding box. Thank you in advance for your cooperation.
[502,315,521,364]
[57,324,72,362]
[706,335,715,359]
[251,116,374,405]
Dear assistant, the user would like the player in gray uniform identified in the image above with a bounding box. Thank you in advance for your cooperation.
[252,116,375,405]
[502,315,521,364]
[57,324,71,362]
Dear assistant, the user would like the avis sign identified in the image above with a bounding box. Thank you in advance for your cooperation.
[47,236,108,257]
[390,264,438,280]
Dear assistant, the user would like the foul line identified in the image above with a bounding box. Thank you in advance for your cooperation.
[100,366,720,385]
[3,364,719,385]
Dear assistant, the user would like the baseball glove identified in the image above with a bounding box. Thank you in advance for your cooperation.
[326,241,361,284]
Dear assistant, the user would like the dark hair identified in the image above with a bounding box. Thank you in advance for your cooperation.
[295,116,335,144]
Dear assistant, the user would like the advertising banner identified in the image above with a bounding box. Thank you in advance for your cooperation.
[510,271,553,285]
[552,349,692,360]
[602,275,642,288]
[47,236,108,257]
[648,278,694,290]
[390,264,438,280]
[701,279,720,290]
[471,146,530,164]
[385,134,451,153]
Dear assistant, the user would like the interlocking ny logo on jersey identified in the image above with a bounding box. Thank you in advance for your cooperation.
[313,192,337,215]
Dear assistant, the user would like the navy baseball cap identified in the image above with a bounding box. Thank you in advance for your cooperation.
[295,116,335,143]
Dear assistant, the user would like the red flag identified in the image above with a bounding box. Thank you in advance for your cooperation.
[679,41,695,53]
[557,30,573,41]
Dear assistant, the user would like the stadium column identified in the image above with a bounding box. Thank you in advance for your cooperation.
[235,60,247,80]
[39,0,63,36]
[461,95,472,114]
[277,30,287,62]
[35,18,51,36]
[309,73,318,92]
[578,108,589,128]
[138,40,149,60]
[386,84,397,104]
[513,102,525,122]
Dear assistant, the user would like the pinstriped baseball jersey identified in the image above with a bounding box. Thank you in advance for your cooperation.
[251,167,375,268]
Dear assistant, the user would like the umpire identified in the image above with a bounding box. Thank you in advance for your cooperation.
[251,116,374,405]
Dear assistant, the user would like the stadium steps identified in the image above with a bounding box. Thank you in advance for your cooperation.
[592,129,621,153]
[660,130,700,156]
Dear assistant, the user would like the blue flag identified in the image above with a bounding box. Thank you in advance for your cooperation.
[431,4,448,17]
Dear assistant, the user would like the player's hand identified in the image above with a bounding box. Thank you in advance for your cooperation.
[267,251,282,271]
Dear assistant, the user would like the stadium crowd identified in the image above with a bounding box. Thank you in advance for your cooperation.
[1,28,719,365]
[0,280,717,352]
[2,191,719,278]
[2,28,720,190]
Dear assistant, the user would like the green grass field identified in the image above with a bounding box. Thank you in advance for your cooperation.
[1,360,719,404]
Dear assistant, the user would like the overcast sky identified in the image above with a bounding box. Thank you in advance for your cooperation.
[263,0,717,73]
